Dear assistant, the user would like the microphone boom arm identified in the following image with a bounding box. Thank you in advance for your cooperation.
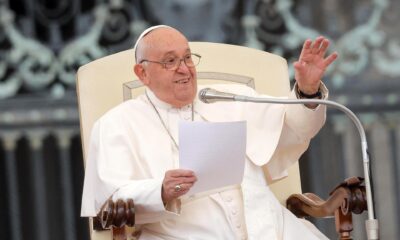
[199,88,379,239]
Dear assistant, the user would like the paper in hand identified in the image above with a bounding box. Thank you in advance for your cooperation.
[179,121,246,195]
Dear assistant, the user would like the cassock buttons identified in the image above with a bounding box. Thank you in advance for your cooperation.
[231,208,238,215]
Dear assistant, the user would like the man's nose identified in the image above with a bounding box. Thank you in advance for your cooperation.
[176,59,190,73]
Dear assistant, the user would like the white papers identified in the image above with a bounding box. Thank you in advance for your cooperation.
[179,121,246,195]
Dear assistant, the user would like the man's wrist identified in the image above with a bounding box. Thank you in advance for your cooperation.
[297,87,322,99]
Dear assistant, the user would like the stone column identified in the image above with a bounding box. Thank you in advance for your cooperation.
[56,130,77,240]
[394,114,400,229]
[27,131,49,240]
[369,117,398,239]
[2,132,22,240]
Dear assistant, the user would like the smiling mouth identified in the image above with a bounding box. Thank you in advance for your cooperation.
[174,78,190,84]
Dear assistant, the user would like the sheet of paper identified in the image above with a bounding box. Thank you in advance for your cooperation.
[179,121,246,195]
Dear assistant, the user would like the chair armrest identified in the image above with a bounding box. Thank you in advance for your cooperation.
[286,176,367,218]
[93,199,135,230]
[286,177,368,239]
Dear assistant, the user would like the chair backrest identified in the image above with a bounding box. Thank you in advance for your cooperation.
[76,42,302,239]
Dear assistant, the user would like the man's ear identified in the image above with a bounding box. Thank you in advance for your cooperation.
[134,64,149,85]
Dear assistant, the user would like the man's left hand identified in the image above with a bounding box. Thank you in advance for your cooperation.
[294,36,338,94]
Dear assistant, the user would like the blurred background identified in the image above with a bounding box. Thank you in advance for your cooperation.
[0,0,399,239]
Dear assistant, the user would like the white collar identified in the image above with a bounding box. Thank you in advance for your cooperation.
[145,88,192,111]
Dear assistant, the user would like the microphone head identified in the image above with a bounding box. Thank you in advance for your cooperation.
[198,87,236,103]
[198,88,213,103]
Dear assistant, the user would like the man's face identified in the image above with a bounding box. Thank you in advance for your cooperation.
[135,28,197,108]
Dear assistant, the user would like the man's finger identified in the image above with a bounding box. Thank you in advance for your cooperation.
[317,39,330,56]
[303,39,312,49]
[299,39,312,60]
[165,175,197,189]
[175,182,194,192]
[293,61,305,70]
[167,169,195,178]
[293,61,307,77]
[180,176,197,184]
[322,52,338,68]
[311,37,324,54]
[175,182,195,196]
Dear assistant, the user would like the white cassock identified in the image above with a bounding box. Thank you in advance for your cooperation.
[81,83,329,240]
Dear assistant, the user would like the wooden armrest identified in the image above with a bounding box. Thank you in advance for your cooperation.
[286,177,367,240]
[94,198,135,230]
[287,188,350,218]
[287,176,367,218]
[93,199,136,240]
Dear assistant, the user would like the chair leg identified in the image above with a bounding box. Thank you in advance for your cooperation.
[112,226,127,240]
[335,207,353,240]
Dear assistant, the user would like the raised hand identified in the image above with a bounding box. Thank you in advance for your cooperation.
[294,36,338,94]
[162,169,197,204]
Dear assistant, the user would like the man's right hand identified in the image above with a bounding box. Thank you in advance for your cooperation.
[162,169,197,204]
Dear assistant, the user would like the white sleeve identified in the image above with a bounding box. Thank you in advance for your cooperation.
[81,117,180,224]
[265,83,328,179]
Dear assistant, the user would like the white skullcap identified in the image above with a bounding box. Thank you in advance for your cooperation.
[133,25,173,62]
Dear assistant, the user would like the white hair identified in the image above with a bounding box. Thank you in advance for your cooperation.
[133,25,172,62]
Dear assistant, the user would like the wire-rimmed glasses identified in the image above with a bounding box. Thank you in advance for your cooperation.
[140,53,201,71]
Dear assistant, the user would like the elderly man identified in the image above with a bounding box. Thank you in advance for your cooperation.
[81,25,337,239]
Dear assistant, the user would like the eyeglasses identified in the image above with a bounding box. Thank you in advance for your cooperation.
[140,53,201,71]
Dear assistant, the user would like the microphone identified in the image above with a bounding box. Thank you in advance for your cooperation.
[198,88,236,103]
[198,87,379,240]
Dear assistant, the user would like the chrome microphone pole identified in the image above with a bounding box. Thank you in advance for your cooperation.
[199,89,379,239]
